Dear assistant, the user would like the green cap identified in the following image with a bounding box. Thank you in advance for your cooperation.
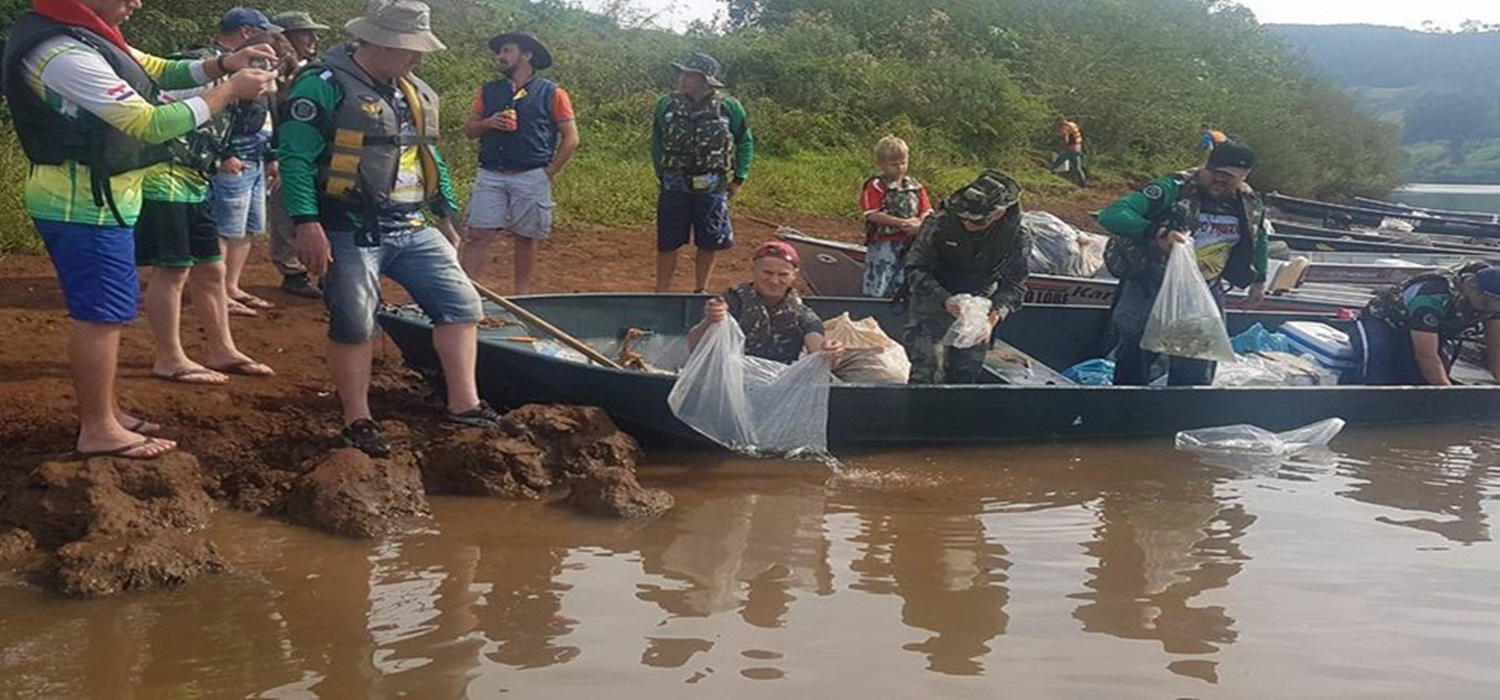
[269,11,329,32]
[948,169,1021,221]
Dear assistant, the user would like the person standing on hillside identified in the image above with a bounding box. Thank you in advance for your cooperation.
[902,170,1030,384]
[281,0,503,457]
[458,31,579,294]
[1,0,277,458]
[1098,140,1269,386]
[265,10,331,300]
[1199,123,1226,163]
[1050,117,1087,187]
[652,52,755,293]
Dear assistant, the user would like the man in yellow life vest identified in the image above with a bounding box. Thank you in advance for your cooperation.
[280,0,501,456]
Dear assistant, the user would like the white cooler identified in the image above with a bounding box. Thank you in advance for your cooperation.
[1281,321,1358,376]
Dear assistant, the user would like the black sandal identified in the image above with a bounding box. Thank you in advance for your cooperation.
[342,419,392,457]
[447,401,504,429]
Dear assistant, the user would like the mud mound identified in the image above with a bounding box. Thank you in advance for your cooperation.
[502,405,645,476]
[566,467,674,518]
[53,532,226,598]
[285,449,432,538]
[0,452,223,596]
[423,428,553,498]
[1,453,217,549]
[423,406,647,504]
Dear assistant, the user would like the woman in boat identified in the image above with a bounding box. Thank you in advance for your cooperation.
[689,241,844,363]
[1098,141,1269,386]
[1352,262,1500,385]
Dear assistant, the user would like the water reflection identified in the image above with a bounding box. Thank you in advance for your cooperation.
[1338,430,1500,544]
[3,429,1500,696]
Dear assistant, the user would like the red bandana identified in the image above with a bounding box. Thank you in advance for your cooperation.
[33,0,132,54]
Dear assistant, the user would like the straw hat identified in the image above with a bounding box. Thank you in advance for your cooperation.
[345,0,446,53]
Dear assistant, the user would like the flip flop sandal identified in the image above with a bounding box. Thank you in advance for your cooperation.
[227,299,260,317]
[342,419,392,458]
[151,368,230,385]
[77,436,176,461]
[207,360,275,377]
[124,418,163,435]
[232,294,275,310]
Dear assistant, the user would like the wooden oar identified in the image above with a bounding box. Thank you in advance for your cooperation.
[470,281,624,370]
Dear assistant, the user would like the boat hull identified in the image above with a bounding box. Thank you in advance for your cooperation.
[377,295,1500,448]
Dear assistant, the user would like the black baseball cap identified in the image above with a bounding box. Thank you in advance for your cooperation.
[1206,140,1256,177]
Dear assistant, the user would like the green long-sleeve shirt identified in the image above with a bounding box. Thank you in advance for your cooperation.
[651,92,754,182]
[1098,173,1270,285]
[278,65,458,231]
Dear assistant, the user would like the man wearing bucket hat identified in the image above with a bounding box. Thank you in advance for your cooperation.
[653,52,756,293]
[458,30,579,294]
[266,10,331,300]
[1097,139,1269,386]
[1353,262,1500,386]
[280,0,501,456]
[901,170,1031,384]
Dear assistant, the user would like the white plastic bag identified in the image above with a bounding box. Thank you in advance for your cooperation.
[668,317,834,458]
[1022,211,1107,278]
[942,294,993,349]
[1141,243,1236,363]
[1175,418,1345,458]
[823,312,910,384]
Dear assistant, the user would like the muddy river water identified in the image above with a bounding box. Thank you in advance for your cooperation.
[3,424,1499,698]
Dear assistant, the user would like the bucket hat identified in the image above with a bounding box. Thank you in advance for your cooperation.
[672,52,724,88]
[345,0,446,53]
[488,31,553,70]
[948,170,1022,222]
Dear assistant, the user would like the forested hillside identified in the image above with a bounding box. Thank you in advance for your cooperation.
[0,0,1402,252]
[1273,23,1500,184]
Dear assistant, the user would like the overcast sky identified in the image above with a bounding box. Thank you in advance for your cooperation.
[605,0,1500,32]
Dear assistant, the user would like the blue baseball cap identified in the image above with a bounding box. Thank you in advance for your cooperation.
[1475,266,1500,298]
[221,7,282,33]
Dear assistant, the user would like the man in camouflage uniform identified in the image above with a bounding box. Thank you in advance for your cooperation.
[1353,262,1500,385]
[688,241,842,363]
[902,170,1030,384]
[652,52,756,293]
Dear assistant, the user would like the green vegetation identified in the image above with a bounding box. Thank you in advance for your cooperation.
[0,0,1402,253]
[1274,24,1500,184]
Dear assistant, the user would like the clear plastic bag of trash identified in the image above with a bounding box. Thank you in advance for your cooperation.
[1023,211,1106,278]
[942,294,993,349]
[668,316,834,460]
[1141,242,1236,363]
[1176,418,1345,471]
[823,312,910,384]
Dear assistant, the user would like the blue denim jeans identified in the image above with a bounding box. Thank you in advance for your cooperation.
[324,226,483,343]
[210,159,267,238]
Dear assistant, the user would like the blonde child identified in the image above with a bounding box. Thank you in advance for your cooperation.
[859,136,933,297]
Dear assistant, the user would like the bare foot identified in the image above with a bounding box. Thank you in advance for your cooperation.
[227,298,260,317]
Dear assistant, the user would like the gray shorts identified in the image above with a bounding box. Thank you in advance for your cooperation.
[466,167,555,240]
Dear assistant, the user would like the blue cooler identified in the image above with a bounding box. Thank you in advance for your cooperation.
[1281,321,1358,377]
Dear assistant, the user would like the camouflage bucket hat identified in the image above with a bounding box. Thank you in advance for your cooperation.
[948,169,1021,221]
[672,52,724,88]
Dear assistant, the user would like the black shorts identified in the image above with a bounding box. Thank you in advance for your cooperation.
[134,199,223,268]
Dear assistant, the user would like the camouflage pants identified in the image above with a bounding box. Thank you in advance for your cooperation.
[903,315,988,384]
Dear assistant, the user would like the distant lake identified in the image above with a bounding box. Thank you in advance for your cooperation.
[1389,183,1500,215]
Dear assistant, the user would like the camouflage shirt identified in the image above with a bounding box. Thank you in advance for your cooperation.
[725,283,824,364]
[1365,263,1500,339]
